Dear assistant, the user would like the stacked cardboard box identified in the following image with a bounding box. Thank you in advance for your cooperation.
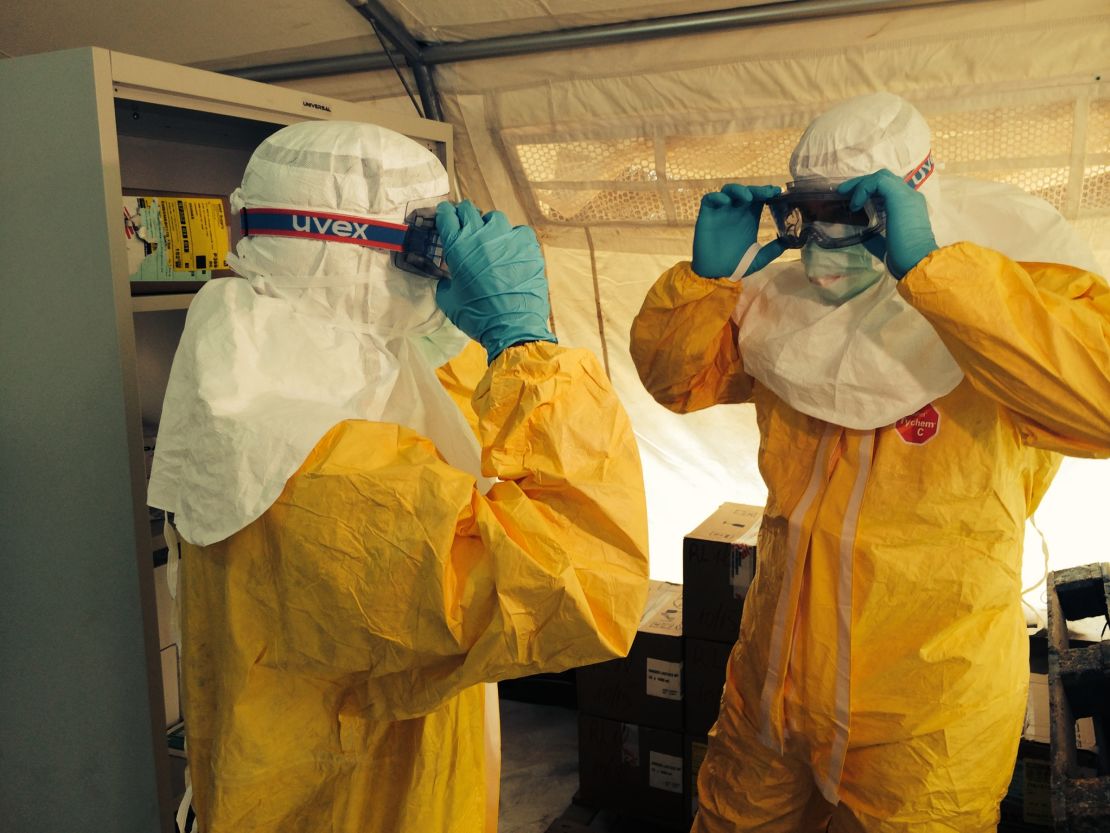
[681,503,761,823]
[579,502,1091,831]
[577,503,762,829]
[577,580,687,827]
[1000,637,1099,831]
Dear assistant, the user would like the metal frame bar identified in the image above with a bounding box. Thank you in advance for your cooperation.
[228,0,977,82]
[420,0,963,64]
[345,0,444,120]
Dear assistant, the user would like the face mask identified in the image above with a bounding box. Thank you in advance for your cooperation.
[801,239,887,304]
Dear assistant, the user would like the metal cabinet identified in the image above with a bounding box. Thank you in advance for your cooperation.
[0,46,451,833]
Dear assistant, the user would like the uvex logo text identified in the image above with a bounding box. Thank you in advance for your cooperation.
[239,208,406,250]
[292,214,371,240]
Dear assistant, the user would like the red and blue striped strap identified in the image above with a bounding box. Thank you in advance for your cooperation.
[240,208,408,251]
[903,151,935,191]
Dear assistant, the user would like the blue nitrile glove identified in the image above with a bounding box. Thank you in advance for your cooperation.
[691,184,784,278]
[434,200,557,363]
[837,170,938,279]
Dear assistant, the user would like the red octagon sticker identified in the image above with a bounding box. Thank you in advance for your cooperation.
[896,403,940,445]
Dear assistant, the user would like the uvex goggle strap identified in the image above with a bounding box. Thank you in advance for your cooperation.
[904,151,935,191]
[240,207,406,249]
[239,206,449,280]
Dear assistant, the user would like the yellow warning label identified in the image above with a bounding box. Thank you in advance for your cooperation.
[155,197,229,272]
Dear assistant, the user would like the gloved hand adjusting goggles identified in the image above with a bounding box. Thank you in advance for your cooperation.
[767,181,886,250]
[239,205,449,279]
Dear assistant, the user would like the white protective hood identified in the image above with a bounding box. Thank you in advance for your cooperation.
[148,120,488,547]
[734,92,1101,430]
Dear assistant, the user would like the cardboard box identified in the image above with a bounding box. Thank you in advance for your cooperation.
[686,735,709,823]
[999,737,1103,832]
[1023,672,1096,750]
[683,503,761,643]
[1000,741,1052,829]
[684,638,732,737]
[577,580,684,731]
[1019,756,1052,828]
[578,713,686,827]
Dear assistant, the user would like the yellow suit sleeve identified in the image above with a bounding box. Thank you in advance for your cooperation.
[434,339,487,436]
[900,241,1110,457]
[629,261,752,413]
[250,341,650,720]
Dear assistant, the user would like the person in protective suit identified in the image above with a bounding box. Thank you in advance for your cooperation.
[630,92,1110,832]
[148,120,649,833]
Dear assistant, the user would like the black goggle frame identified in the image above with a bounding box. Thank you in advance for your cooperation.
[767,183,886,250]
[393,206,450,280]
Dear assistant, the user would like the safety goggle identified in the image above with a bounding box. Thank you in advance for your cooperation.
[767,182,886,250]
[239,204,449,280]
[393,206,448,280]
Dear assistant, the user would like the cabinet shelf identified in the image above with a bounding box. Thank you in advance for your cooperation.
[132,293,196,313]
[168,722,187,759]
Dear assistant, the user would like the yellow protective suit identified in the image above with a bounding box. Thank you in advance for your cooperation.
[630,242,1110,832]
[178,341,649,833]
[435,339,488,435]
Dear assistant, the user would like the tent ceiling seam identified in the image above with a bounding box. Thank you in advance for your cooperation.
[1068,94,1092,218]
[583,226,611,379]
[538,239,559,341]
[655,128,677,224]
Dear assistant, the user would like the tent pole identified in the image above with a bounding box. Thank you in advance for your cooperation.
[346,0,444,121]
[347,0,423,62]
[421,0,969,64]
[228,0,974,81]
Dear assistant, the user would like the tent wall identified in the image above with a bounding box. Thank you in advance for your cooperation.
[281,0,1110,589]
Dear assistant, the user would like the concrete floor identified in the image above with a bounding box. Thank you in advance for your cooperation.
[497,699,684,833]
[497,699,580,833]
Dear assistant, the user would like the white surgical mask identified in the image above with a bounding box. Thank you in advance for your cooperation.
[802,235,887,304]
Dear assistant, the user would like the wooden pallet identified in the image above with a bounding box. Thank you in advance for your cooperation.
[1046,563,1110,832]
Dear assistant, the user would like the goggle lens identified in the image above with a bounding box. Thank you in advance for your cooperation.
[768,189,885,250]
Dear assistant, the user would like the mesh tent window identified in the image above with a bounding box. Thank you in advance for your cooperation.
[504,89,1110,250]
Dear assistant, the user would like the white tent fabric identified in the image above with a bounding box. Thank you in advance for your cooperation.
[280,0,1110,595]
